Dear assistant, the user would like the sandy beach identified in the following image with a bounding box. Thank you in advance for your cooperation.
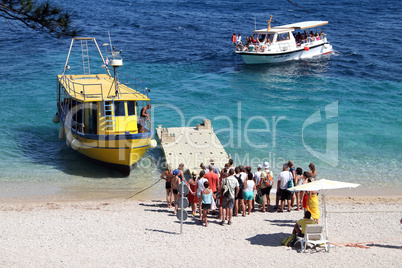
[1,194,401,267]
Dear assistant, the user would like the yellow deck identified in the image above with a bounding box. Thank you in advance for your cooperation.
[58,74,149,102]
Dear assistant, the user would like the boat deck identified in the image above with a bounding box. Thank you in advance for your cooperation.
[156,119,229,174]
[57,74,149,102]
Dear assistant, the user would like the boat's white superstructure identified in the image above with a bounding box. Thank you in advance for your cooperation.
[234,17,333,64]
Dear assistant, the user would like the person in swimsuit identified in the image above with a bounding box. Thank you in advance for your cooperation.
[171,169,180,214]
[200,181,215,227]
[288,160,296,208]
[188,171,199,216]
[140,104,151,125]
[294,167,304,211]
[307,163,317,180]
[161,164,174,208]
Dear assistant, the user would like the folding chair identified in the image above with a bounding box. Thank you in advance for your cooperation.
[296,224,330,252]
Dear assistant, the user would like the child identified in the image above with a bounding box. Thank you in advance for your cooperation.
[200,181,215,227]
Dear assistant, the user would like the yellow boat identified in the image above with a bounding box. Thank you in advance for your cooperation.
[54,37,156,175]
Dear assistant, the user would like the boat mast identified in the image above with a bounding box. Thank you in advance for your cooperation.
[61,37,111,77]
[266,15,274,30]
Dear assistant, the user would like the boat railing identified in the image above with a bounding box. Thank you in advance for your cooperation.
[60,75,104,100]
[116,72,149,97]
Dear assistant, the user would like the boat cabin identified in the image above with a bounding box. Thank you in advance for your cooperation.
[240,20,329,53]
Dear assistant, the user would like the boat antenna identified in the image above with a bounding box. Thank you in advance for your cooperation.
[254,15,257,31]
[266,15,274,30]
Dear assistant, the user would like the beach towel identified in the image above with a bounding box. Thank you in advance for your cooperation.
[307,194,320,220]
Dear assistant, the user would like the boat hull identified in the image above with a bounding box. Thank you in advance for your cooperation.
[236,43,332,64]
[66,127,153,174]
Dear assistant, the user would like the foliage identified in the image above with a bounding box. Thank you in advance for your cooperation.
[0,0,79,37]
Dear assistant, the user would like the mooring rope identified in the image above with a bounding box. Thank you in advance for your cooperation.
[126,178,162,199]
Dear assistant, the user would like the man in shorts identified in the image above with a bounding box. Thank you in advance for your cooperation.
[260,162,273,212]
[220,169,239,225]
[277,163,293,212]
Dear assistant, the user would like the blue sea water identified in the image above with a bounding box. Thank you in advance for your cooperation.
[0,0,401,200]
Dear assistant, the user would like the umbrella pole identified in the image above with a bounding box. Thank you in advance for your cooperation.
[323,191,328,240]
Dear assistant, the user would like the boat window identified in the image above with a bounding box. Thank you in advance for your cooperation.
[266,34,274,43]
[127,101,136,116]
[258,34,266,42]
[114,101,125,117]
[277,32,290,42]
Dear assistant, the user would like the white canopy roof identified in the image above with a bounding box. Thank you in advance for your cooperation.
[276,21,328,30]
[254,21,329,33]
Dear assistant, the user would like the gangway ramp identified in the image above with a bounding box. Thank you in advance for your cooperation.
[156,119,229,174]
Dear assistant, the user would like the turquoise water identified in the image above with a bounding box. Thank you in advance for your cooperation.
[0,0,401,200]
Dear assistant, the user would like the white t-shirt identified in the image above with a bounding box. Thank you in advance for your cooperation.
[244,180,255,192]
[197,178,208,198]
[278,170,293,190]
[254,170,262,185]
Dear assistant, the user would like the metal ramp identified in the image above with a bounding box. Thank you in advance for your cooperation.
[104,100,116,131]
[81,39,91,76]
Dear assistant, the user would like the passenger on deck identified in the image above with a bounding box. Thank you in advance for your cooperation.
[237,33,242,44]
[140,104,151,125]
[232,33,237,45]
[296,32,302,43]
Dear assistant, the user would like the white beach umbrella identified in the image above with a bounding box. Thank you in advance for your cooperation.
[288,179,360,239]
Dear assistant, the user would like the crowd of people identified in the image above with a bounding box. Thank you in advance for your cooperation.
[161,159,320,227]
[232,30,326,53]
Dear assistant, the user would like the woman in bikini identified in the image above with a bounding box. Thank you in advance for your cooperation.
[188,171,199,216]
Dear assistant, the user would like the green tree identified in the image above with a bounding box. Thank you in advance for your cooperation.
[0,0,79,37]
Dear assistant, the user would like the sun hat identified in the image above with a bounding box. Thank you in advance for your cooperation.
[257,164,262,169]
[173,169,179,175]
[263,162,270,169]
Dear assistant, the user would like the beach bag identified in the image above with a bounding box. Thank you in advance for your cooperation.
[281,233,297,247]
[255,191,263,204]
[288,179,294,189]
[288,171,294,188]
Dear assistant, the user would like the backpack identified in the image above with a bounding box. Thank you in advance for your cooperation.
[263,171,273,187]
[221,179,230,198]
[234,174,243,190]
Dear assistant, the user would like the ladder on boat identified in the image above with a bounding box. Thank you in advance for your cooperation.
[81,39,91,76]
[104,100,116,132]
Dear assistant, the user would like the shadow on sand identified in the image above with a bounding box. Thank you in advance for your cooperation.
[246,232,288,247]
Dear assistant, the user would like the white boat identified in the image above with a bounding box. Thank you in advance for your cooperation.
[234,16,333,64]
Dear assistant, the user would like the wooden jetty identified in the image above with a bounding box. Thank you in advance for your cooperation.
[156,119,230,174]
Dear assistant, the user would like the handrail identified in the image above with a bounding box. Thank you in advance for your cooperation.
[116,71,149,97]
[60,75,104,100]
